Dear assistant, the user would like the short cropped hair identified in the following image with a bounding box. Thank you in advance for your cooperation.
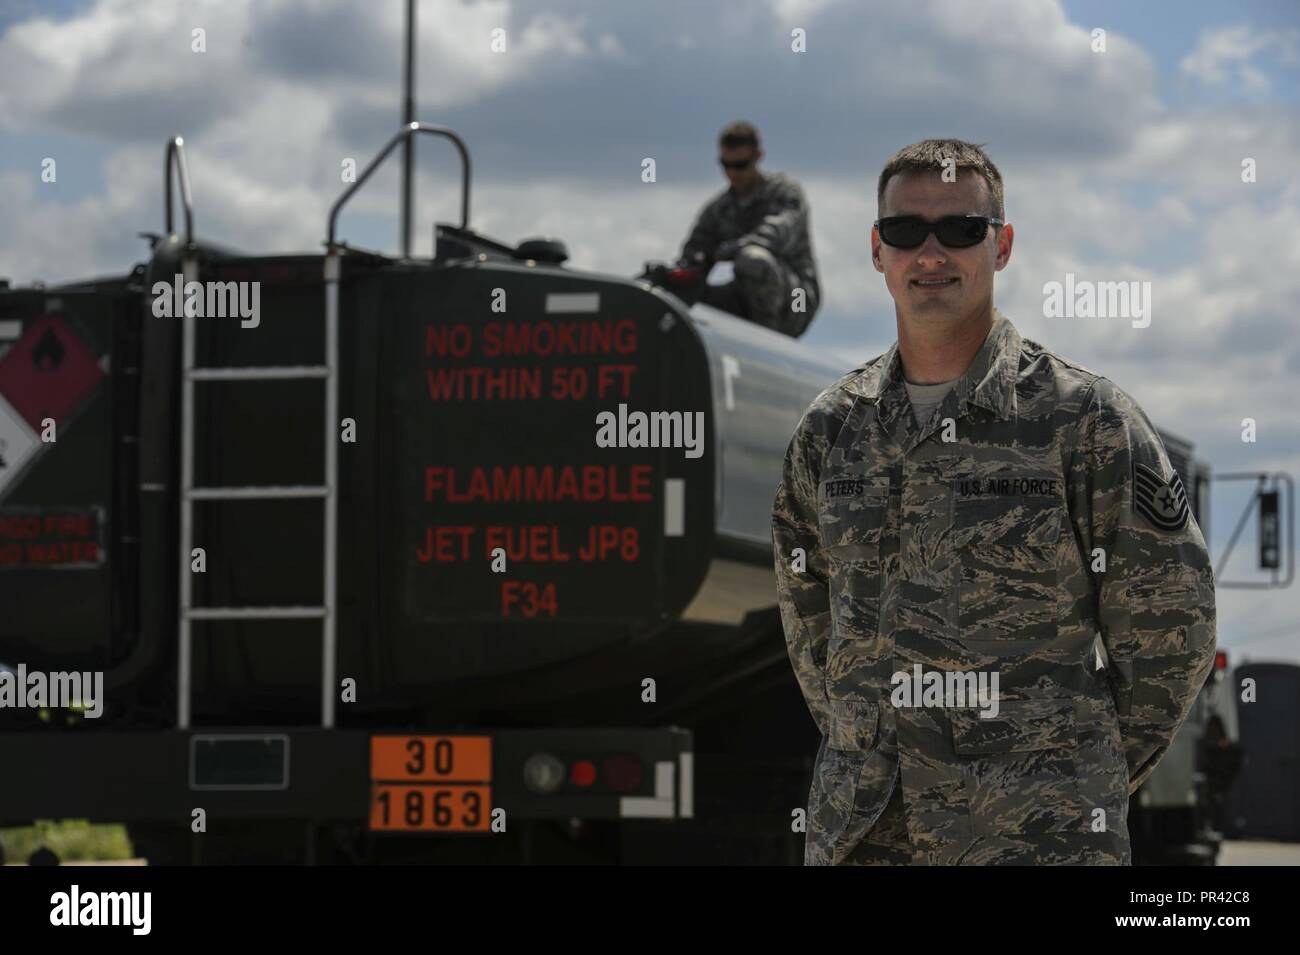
[877,139,1004,219]
[719,120,761,151]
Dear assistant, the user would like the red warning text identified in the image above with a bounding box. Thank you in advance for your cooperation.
[425,363,636,402]
[415,525,640,564]
[424,319,640,403]
[0,508,103,568]
[423,464,652,504]
[426,319,638,359]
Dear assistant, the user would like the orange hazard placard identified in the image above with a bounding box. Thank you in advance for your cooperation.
[369,784,491,832]
[369,736,492,833]
[370,735,491,782]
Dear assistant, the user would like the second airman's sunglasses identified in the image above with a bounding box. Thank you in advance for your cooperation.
[719,157,754,171]
[874,214,1004,249]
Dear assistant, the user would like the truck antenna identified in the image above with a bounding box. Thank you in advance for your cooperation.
[400,0,416,257]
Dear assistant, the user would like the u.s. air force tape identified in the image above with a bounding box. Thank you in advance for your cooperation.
[1134,461,1190,531]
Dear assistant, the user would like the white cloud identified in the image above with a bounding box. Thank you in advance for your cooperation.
[765,0,838,21]
[1180,23,1300,91]
[0,0,620,135]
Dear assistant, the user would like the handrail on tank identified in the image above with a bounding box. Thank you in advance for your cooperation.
[164,136,195,246]
[326,121,471,254]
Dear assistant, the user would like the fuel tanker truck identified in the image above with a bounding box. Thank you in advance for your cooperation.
[0,126,848,864]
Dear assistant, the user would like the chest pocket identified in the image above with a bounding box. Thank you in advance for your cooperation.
[818,475,890,700]
[952,472,1063,649]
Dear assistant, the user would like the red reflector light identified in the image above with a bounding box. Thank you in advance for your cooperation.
[569,760,596,787]
[602,755,644,793]
[1215,651,1228,671]
[668,268,698,284]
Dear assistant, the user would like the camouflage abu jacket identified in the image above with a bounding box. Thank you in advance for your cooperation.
[771,310,1216,865]
[678,169,821,308]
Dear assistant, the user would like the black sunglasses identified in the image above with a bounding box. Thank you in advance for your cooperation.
[719,157,754,170]
[874,215,1004,249]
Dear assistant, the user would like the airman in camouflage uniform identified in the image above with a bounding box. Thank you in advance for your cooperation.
[771,140,1216,866]
[678,121,820,338]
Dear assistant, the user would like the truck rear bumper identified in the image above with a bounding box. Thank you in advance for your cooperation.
[0,726,693,826]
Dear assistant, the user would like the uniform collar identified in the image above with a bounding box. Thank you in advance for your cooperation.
[845,309,1021,450]
[730,169,767,204]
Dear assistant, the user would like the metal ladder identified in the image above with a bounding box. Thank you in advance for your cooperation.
[170,136,339,729]
[173,122,472,730]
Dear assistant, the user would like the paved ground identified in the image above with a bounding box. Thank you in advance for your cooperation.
[1218,840,1300,865]
[6,843,1298,865]
[3,860,146,866]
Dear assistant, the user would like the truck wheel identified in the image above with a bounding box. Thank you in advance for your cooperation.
[126,824,193,865]
[27,846,60,866]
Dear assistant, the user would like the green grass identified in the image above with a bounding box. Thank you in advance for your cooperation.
[0,820,133,864]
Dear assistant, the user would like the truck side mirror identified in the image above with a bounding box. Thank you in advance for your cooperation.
[1260,489,1280,570]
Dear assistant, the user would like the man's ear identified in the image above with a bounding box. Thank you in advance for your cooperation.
[993,223,1015,271]
[871,228,885,274]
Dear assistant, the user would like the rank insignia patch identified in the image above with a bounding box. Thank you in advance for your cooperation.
[1134,461,1189,531]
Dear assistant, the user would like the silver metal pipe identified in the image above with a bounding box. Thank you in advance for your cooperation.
[327,122,471,247]
[401,0,416,257]
[165,137,195,244]
[188,365,329,381]
[187,607,328,621]
[186,486,329,500]
[178,255,198,729]
[322,251,340,728]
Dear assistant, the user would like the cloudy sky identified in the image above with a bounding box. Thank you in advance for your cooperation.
[1,0,1297,663]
